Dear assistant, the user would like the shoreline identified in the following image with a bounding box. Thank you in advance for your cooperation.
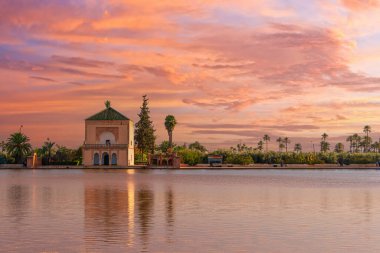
[0,164,379,170]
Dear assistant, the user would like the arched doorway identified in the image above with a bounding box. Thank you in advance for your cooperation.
[102,152,109,165]
[111,153,117,165]
[94,153,100,165]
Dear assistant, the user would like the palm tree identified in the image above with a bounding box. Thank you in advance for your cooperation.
[363,125,371,152]
[43,138,55,165]
[283,137,290,152]
[276,137,283,152]
[239,143,248,152]
[164,115,177,148]
[371,142,379,153]
[294,143,302,153]
[320,141,330,152]
[320,133,329,152]
[373,142,380,153]
[364,136,372,152]
[257,140,264,151]
[359,140,366,153]
[279,143,285,152]
[346,135,353,153]
[263,134,270,152]
[334,143,344,153]
[5,132,32,164]
[352,133,360,152]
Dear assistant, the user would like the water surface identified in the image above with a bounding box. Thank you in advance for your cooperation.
[1,169,380,253]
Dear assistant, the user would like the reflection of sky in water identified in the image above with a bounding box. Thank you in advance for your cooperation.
[1,169,380,252]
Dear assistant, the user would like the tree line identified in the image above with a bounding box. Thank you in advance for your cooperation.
[1,94,379,166]
[251,125,379,154]
[0,133,82,165]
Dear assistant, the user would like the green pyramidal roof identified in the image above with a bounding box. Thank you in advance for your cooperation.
[86,107,129,121]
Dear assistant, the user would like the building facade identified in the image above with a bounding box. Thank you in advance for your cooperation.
[82,102,134,167]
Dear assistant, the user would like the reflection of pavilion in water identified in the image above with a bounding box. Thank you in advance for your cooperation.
[84,182,139,250]
[84,176,171,251]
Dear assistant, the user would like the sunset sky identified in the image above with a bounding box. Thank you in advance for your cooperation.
[1,0,380,150]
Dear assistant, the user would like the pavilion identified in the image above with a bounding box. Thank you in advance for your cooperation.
[82,101,134,167]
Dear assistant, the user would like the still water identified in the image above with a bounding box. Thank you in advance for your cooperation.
[1,169,380,253]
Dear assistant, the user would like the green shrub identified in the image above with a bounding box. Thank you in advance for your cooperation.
[134,152,148,163]
[0,153,6,164]
[225,153,253,165]
[178,149,203,166]
[317,152,337,164]
[344,153,380,164]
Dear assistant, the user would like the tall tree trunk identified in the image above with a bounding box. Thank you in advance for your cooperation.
[169,131,173,148]
[366,133,369,152]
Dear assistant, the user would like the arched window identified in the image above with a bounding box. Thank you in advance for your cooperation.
[94,153,100,165]
[111,153,117,165]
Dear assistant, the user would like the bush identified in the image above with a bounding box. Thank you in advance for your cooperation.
[317,152,337,164]
[343,153,380,164]
[0,153,6,164]
[134,152,148,163]
[225,153,253,165]
[178,149,203,166]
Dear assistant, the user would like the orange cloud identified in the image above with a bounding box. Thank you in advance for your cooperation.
[1,0,380,149]
[341,0,379,11]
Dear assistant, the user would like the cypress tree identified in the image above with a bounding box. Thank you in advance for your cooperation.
[135,95,156,158]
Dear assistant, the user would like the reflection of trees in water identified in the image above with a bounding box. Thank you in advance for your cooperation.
[137,187,154,248]
[318,189,375,222]
[166,188,174,227]
[84,186,130,246]
[84,183,180,250]
[349,190,373,222]
[7,185,30,223]
[166,187,174,243]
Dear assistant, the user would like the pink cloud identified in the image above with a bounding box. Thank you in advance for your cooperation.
[182,98,259,111]
[51,55,115,68]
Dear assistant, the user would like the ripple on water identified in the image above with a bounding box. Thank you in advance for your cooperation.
[1,169,380,252]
